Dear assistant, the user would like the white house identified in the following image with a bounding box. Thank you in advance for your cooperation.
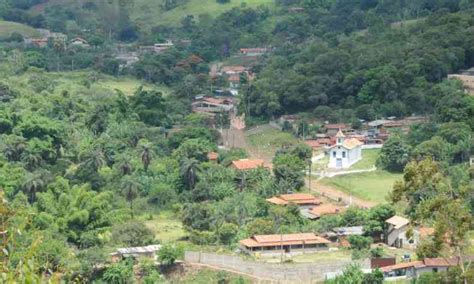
[328,129,363,169]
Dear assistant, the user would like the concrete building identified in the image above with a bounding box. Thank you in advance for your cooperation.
[385,216,410,248]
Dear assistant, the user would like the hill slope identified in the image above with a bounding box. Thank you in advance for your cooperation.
[0,20,40,39]
[131,0,274,27]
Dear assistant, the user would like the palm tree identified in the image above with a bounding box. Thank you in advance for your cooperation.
[21,151,42,171]
[180,158,201,190]
[121,177,139,219]
[82,149,106,173]
[141,146,152,172]
[23,171,46,203]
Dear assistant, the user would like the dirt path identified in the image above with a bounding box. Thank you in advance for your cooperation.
[305,178,375,209]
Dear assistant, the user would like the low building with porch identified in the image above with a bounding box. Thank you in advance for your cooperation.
[239,233,330,256]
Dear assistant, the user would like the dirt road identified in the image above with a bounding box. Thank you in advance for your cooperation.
[305,178,375,208]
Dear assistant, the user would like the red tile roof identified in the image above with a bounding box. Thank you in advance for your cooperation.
[382,258,460,273]
[267,193,322,206]
[316,138,332,145]
[228,74,240,82]
[230,159,265,170]
[240,233,330,248]
[221,66,246,73]
[308,204,345,218]
[304,140,322,149]
[325,124,348,130]
[207,152,219,160]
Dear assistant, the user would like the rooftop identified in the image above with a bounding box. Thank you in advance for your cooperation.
[306,204,345,218]
[382,257,460,273]
[332,226,364,236]
[266,193,322,206]
[230,159,265,170]
[325,124,348,130]
[113,245,162,256]
[240,233,330,248]
[336,129,345,138]
[386,215,410,229]
[207,152,219,160]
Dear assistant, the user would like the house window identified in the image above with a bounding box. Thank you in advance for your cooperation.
[333,151,336,158]
[433,268,438,273]
[342,151,346,158]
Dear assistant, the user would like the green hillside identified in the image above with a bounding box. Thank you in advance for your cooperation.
[132,0,275,27]
[0,20,39,39]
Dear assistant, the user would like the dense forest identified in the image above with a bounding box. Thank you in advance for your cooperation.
[0,0,473,283]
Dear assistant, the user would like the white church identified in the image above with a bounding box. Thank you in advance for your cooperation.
[328,129,363,169]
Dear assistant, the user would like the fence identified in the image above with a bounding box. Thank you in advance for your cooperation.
[185,251,370,282]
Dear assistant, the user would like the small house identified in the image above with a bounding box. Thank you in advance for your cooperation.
[324,124,349,136]
[229,159,265,171]
[221,65,246,75]
[385,216,410,248]
[207,152,219,163]
[266,193,322,209]
[239,48,270,56]
[110,245,161,262]
[303,204,345,220]
[70,37,90,48]
[304,140,323,153]
[239,233,330,256]
[382,257,460,279]
[228,74,241,88]
[328,130,363,169]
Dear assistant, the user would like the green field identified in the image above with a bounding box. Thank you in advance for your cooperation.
[351,149,380,170]
[4,70,166,97]
[132,0,275,27]
[0,20,39,39]
[169,268,252,283]
[321,170,402,204]
[144,211,187,243]
[247,127,299,158]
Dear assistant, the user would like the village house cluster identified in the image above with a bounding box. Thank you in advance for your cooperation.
[24,28,89,49]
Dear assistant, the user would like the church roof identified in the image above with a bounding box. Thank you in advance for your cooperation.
[330,138,363,150]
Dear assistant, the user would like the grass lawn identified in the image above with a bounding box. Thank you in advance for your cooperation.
[0,20,39,39]
[96,77,168,96]
[5,70,166,97]
[143,211,187,243]
[261,249,352,264]
[321,170,402,204]
[291,249,352,263]
[247,127,299,157]
[132,0,275,27]
[169,268,252,284]
[351,149,380,170]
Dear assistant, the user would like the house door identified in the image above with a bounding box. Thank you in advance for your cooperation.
[336,159,342,168]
